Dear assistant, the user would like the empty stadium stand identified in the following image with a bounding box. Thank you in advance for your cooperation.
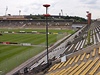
[44,21,100,75]
[6,20,100,75]
[46,45,100,75]
[0,19,72,29]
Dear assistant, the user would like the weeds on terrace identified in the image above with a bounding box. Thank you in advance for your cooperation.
[87,30,91,45]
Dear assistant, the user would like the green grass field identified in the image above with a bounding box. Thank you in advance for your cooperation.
[0,29,75,74]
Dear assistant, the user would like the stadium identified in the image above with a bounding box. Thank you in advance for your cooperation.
[0,8,100,75]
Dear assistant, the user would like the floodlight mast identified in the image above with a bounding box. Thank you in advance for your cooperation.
[86,11,91,25]
[43,4,50,65]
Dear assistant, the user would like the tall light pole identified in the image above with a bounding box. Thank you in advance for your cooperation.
[5,6,8,16]
[86,11,91,25]
[43,4,50,65]
[19,10,21,15]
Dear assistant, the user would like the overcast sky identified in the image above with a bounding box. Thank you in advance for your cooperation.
[0,0,100,19]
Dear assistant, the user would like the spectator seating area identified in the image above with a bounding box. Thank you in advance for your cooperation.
[64,21,100,55]
[46,47,100,75]
[0,20,72,29]
[45,21,100,75]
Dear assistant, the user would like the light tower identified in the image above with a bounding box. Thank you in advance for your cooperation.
[86,11,91,25]
[43,4,50,65]
[5,6,8,16]
[61,9,63,16]
[19,10,21,15]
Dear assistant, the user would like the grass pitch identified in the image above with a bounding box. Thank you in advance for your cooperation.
[0,29,75,74]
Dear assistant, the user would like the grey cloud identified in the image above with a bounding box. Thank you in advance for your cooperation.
[80,0,98,4]
[88,5,100,10]
[17,3,41,13]
[23,8,29,12]
[79,0,100,10]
